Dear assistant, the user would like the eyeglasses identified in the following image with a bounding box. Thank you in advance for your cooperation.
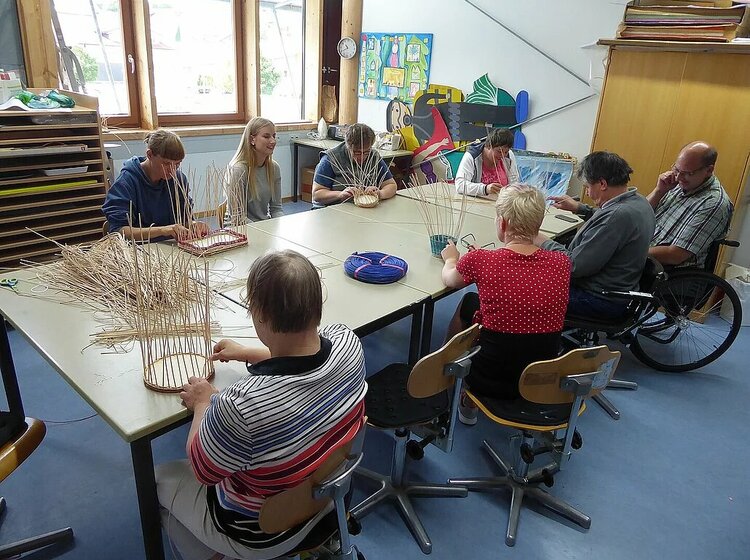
[461,233,495,250]
[672,165,708,178]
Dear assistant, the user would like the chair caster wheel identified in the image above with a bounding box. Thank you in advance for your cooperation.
[520,443,535,464]
[572,430,583,450]
[348,516,362,536]
[541,468,554,488]
[406,439,425,460]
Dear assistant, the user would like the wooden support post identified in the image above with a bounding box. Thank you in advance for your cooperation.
[243,0,261,119]
[338,0,362,125]
[17,0,59,88]
[131,0,158,130]
[304,0,323,122]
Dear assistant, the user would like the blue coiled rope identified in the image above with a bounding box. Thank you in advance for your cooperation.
[343,252,408,284]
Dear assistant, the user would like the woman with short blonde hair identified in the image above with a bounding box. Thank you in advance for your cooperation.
[440,183,571,424]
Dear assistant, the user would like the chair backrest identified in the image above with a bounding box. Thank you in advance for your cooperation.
[193,201,227,229]
[407,323,480,399]
[518,346,621,405]
[0,417,45,482]
[258,418,366,534]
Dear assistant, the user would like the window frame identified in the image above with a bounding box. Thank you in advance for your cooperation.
[24,0,322,129]
[155,0,247,127]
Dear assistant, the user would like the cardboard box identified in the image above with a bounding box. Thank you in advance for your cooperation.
[301,167,315,203]
[0,70,22,103]
[721,263,750,326]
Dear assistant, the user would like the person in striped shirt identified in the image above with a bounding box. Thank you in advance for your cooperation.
[648,141,732,269]
[156,250,367,560]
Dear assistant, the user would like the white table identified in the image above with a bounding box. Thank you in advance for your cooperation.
[395,184,583,237]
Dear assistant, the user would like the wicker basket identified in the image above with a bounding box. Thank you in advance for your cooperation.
[353,193,379,208]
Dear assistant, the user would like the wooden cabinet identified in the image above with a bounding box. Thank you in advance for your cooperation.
[591,40,750,269]
[0,90,107,268]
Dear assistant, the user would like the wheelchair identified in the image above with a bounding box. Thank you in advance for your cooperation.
[565,239,742,373]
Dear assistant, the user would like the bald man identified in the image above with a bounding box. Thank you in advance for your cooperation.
[647,141,732,268]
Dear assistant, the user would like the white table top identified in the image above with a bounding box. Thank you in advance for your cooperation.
[220,261,428,335]
[291,137,413,159]
[330,195,500,250]
[396,184,583,237]
[248,207,450,296]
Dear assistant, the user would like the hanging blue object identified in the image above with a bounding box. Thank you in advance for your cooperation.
[343,252,408,284]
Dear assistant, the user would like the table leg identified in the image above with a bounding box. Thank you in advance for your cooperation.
[292,143,299,202]
[131,437,165,560]
[408,304,423,366]
[0,318,24,418]
[420,299,435,359]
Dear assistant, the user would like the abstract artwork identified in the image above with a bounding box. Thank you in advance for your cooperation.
[358,32,433,103]
[515,150,576,201]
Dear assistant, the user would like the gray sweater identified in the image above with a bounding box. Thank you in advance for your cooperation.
[542,189,655,294]
[225,161,283,223]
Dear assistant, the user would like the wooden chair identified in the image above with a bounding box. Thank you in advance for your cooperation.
[258,419,367,560]
[449,346,620,547]
[193,200,227,229]
[350,324,481,554]
[0,417,73,558]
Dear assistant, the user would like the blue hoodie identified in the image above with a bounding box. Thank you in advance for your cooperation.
[102,156,191,236]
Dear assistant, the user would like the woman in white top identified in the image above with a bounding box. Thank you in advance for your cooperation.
[455,128,520,197]
[225,117,283,223]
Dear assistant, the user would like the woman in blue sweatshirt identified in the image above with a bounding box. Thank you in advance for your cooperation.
[102,129,208,241]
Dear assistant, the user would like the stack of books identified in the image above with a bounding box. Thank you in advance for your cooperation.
[617,1,750,42]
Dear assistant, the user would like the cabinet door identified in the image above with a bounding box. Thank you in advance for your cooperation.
[666,53,750,206]
[591,49,685,194]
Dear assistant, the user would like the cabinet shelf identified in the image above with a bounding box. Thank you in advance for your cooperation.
[0,89,107,268]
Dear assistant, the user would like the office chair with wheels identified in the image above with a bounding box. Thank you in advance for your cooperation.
[449,345,620,547]
[0,416,74,558]
[258,419,368,560]
[350,324,481,554]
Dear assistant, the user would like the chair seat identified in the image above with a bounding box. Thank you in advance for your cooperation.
[472,393,577,428]
[365,363,450,430]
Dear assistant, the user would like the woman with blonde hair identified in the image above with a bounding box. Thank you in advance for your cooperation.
[440,184,571,424]
[102,129,208,241]
[226,117,283,223]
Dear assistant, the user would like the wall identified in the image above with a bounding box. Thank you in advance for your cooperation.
[358,0,625,160]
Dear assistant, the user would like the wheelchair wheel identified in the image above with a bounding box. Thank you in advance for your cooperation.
[630,269,742,372]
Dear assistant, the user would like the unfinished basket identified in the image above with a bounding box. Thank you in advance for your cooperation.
[178,229,248,257]
[354,193,379,208]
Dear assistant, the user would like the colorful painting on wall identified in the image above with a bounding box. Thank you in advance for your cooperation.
[358,32,433,103]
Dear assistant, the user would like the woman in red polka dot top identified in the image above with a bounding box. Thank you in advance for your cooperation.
[441,184,572,424]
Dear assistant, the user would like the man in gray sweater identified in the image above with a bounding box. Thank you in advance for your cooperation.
[534,151,655,319]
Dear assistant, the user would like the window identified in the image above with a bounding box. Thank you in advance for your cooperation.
[150,0,243,125]
[259,0,305,123]
[52,0,139,126]
[48,0,318,128]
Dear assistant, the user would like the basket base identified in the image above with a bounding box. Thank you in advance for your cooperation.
[143,353,215,393]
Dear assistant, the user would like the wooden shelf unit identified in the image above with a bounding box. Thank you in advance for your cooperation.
[0,90,107,268]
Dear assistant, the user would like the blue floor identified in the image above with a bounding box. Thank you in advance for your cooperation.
[1,203,748,559]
